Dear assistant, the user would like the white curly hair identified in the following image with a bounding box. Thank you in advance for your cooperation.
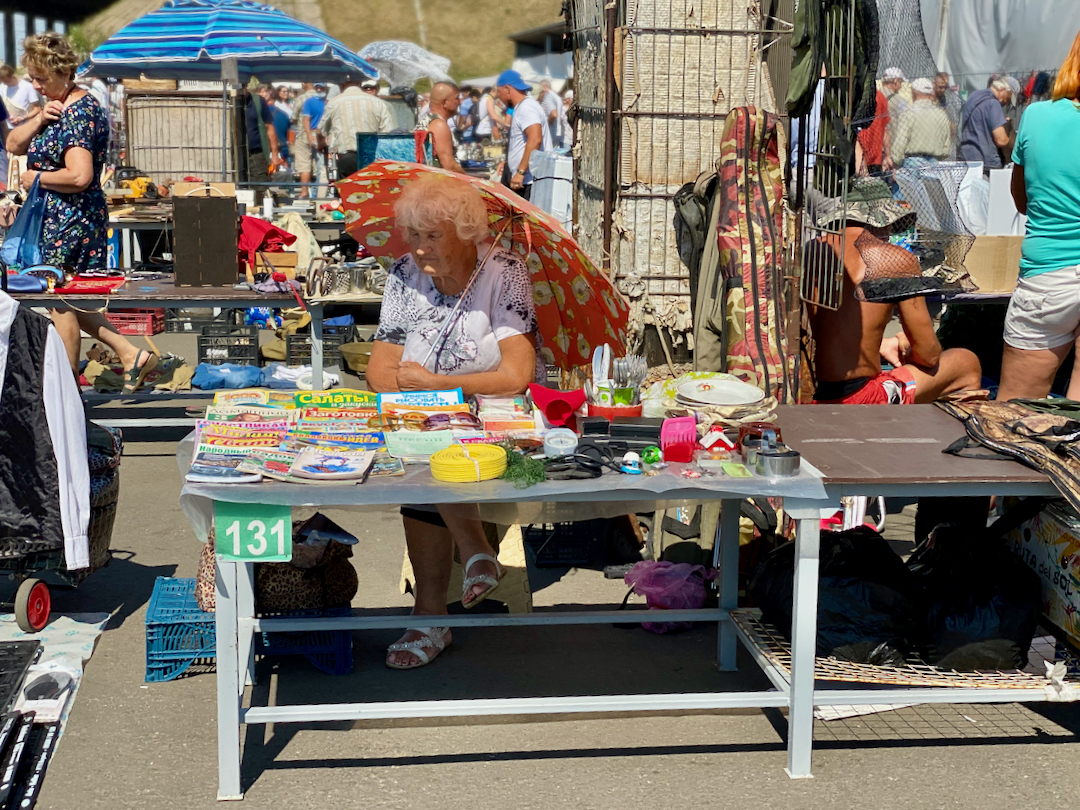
[394,174,490,244]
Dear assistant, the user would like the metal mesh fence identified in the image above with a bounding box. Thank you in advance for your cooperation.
[571,0,788,347]
[124,91,237,182]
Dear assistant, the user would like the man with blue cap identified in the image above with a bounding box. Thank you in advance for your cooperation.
[497,69,553,200]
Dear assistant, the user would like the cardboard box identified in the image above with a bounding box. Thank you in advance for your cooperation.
[122,78,177,91]
[964,235,1023,294]
[172,182,236,199]
[1006,501,1080,648]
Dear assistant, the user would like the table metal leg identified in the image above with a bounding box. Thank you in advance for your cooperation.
[237,562,256,688]
[215,559,244,800]
[717,498,741,671]
[785,502,821,779]
[310,303,324,390]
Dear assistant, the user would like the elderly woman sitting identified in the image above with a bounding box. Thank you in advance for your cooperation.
[366,174,541,669]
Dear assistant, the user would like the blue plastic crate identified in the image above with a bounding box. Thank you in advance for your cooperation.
[144,577,353,682]
[257,606,353,676]
[144,578,216,683]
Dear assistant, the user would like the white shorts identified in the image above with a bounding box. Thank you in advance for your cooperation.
[1003,266,1080,351]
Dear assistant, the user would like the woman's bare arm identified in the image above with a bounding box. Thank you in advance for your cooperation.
[366,340,405,393]
[395,334,536,396]
[6,108,47,155]
[29,146,94,193]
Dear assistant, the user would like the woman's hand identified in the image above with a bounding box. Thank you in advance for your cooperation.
[19,169,39,191]
[41,100,64,123]
[396,361,436,390]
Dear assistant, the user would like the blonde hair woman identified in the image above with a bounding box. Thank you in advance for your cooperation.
[997,30,1080,401]
[366,174,541,669]
[6,33,155,389]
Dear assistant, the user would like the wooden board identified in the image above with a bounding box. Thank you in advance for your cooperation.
[777,404,1048,486]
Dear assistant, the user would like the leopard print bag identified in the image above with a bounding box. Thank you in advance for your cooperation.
[194,529,358,613]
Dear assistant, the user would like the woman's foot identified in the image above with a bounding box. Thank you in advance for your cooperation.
[461,553,503,609]
[385,625,451,669]
[121,350,157,393]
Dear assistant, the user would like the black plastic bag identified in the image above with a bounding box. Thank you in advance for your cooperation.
[907,523,1041,670]
[749,526,922,666]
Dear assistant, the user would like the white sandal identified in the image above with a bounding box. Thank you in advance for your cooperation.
[385,626,450,670]
[461,552,504,609]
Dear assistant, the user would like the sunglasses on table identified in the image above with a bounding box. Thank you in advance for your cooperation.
[367,412,483,431]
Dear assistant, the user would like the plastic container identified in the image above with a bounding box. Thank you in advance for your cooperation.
[523,522,597,567]
[106,308,165,336]
[660,416,697,463]
[144,577,353,683]
[285,332,345,367]
[588,403,643,421]
[197,324,260,366]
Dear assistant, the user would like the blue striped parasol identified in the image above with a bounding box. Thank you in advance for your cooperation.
[79,0,376,83]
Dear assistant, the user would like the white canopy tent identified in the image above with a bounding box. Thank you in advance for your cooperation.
[922,0,1078,92]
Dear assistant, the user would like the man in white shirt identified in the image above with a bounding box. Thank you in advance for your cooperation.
[538,79,564,148]
[317,77,393,179]
[0,65,40,126]
[497,70,553,200]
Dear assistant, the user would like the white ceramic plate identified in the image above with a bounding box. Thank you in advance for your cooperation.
[675,377,765,406]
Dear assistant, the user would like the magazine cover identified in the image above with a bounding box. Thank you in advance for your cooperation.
[376,389,463,410]
[187,447,262,483]
[205,405,298,423]
[294,388,378,409]
[186,422,289,483]
[289,447,375,480]
[290,430,385,449]
[369,452,406,477]
[212,389,269,406]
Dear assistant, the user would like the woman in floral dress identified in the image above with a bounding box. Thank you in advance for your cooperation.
[7,33,155,390]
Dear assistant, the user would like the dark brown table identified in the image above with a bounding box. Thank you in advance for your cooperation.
[773,404,1060,778]
[778,403,1050,496]
[15,279,327,415]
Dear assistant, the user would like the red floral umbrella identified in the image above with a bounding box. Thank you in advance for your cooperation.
[337,160,629,370]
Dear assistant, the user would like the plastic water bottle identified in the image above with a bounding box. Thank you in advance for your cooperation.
[262,191,273,220]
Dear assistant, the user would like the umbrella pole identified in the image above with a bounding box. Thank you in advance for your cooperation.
[419,219,512,371]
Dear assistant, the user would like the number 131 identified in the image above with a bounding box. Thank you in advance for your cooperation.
[224,519,286,557]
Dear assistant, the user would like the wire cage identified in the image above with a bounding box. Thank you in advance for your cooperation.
[124,91,238,183]
[568,0,790,349]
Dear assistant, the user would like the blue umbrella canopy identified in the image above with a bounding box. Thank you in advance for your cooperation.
[79,0,376,83]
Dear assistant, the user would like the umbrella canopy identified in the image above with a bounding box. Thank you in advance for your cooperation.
[79,0,377,83]
[338,161,630,370]
[357,41,453,88]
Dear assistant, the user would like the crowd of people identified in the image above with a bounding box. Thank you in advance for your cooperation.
[241,69,575,202]
[857,67,1023,175]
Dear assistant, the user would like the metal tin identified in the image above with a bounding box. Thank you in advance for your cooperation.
[754,432,801,477]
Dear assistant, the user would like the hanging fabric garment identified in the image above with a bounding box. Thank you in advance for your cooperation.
[938,394,1080,516]
[273,212,320,274]
[787,0,880,124]
[693,107,795,404]
[0,291,89,569]
[238,216,298,275]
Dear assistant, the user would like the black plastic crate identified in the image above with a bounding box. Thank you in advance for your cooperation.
[0,642,40,714]
[523,522,601,567]
[285,332,344,367]
[197,324,260,366]
[165,309,243,333]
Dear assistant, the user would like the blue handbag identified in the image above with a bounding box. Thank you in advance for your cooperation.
[0,176,46,270]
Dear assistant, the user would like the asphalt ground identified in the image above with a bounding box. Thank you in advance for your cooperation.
[28,331,1080,808]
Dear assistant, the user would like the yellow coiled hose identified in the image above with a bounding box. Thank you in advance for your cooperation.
[429,444,508,483]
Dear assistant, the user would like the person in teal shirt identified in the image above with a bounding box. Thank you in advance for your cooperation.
[998,29,1080,401]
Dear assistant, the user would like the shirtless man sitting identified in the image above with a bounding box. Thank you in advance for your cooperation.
[805,180,982,404]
